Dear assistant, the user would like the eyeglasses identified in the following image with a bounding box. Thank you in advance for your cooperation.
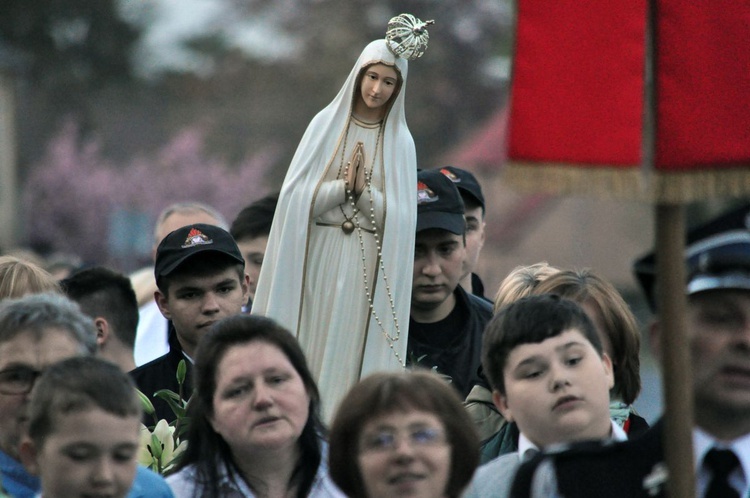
[0,367,43,395]
[359,426,446,453]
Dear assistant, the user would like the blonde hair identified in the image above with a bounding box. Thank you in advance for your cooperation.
[0,256,60,300]
[493,262,560,314]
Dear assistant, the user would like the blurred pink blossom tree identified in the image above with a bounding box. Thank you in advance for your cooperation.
[22,120,277,271]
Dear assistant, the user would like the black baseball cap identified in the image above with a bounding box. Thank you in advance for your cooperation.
[155,223,245,279]
[416,169,466,235]
[634,203,750,311]
[439,166,485,213]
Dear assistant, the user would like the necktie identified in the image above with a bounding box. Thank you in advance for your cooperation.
[704,448,740,498]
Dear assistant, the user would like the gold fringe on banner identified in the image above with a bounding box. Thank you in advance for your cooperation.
[653,167,750,204]
[502,162,648,201]
[503,162,750,204]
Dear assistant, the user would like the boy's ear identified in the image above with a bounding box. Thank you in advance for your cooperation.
[155,290,171,320]
[492,390,513,422]
[18,437,40,476]
[601,352,615,390]
[94,317,110,347]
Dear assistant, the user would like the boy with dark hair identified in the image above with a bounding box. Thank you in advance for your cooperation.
[130,223,249,422]
[229,192,279,309]
[464,294,620,498]
[62,266,140,372]
[19,356,172,498]
[133,201,228,366]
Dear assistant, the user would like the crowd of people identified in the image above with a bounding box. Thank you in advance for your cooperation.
[2,166,749,498]
[1,31,748,498]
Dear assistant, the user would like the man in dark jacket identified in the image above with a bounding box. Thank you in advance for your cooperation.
[131,223,248,422]
[408,168,493,397]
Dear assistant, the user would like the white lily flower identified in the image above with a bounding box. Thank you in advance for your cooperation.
[137,423,157,469]
[137,419,189,473]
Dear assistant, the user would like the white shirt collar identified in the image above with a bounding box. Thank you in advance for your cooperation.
[611,419,628,441]
[517,419,626,460]
[694,427,750,497]
[181,350,195,364]
[517,432,540,460]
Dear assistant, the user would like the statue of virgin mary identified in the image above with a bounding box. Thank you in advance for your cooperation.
[253,16,431,418]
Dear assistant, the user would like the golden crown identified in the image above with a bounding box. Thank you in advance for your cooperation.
[385,13,435,61]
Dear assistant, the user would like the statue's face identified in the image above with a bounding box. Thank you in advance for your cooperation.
[358,63,399,111]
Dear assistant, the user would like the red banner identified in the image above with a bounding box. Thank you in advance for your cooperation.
[655,0,750,170]
[508,0,647,166]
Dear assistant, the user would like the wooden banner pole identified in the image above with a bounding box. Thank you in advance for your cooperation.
[655,203,695,498]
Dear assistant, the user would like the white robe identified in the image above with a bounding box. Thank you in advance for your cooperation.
[252,40,416,419]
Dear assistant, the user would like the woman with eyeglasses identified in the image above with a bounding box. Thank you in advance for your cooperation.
[328,371,479,498]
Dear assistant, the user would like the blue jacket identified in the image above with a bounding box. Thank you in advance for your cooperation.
[0,449,173,498]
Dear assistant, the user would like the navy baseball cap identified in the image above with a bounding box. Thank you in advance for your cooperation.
[155,223,244,278]
[634,203,750,310]
[439,166,485,213]
[416,169,466,235]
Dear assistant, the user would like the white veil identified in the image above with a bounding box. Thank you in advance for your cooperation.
[253,39,417,382]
